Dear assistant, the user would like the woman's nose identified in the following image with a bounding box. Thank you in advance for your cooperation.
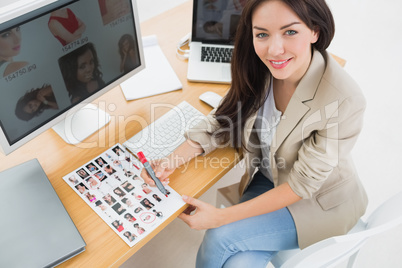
[11,31,22,44]
[268,36,285,56]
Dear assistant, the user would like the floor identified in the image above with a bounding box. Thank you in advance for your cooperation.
[121,0,402,267]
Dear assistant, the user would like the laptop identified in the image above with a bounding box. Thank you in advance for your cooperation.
[187,0,246,84]
[0,159,86,267]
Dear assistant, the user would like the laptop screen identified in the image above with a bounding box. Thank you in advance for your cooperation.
[191,0,247,44]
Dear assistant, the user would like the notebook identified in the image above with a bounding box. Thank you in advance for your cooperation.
[187,0,246,84]
[120,35,182,100]
[0,159,86,268]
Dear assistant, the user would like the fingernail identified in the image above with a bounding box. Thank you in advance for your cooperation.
[182,195,188,200]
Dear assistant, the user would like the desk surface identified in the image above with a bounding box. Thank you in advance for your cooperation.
[0,1,239,267]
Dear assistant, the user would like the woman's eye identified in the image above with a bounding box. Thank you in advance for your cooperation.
[1,32,11,38]
[256,33,268,38]
[285,30,297,35]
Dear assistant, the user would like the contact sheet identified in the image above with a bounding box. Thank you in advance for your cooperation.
[62,143,186,247]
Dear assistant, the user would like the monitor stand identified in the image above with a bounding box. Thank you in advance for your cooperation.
[52,103,110,145]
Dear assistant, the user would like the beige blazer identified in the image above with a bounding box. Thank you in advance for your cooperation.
[186,50,368,249]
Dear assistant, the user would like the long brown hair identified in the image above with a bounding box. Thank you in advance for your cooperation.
[213,0,335,150]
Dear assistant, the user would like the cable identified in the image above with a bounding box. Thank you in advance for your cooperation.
[176,32,191,60]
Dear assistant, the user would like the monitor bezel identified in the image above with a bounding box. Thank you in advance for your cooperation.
[0,0,145,155]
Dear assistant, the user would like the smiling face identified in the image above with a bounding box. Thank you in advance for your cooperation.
[76,49,95,83]
[114,189,122,194]
[122,39,130,53]
[0,27,22,61]
[252,0,319,85]
[23,99,41,114]
[77,185,86,193]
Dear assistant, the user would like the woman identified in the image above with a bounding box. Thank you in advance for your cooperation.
[133,223,145,235]
[48,8,86,46]
[141,183,152,194]
[86,163,98,172]
[103,193,116,206]
[77,168,89,179]
[59,42,105,104]
[104,164,116,175]
[122,198,134,207]
[0,27,28,77]
[68,176,79,185]
[141,0,368,267]
[87,177,100,189]
[113,187,126,198]
[118,34,139,73]
[95,157,107,167]
[124,213,136,222]
[15,84,59,121]
[99,0,130,25]
[75,183,87,194]
[152,194,162,202]
[85,192,96,203]
[123,231,136,242]
[141,198,155,210]
[112,220,124,232]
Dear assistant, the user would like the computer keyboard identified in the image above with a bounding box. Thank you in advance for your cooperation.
[201,46,233,63]
[123,101,206,160]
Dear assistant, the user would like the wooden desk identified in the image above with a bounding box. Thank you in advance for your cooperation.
[0,1,239,267]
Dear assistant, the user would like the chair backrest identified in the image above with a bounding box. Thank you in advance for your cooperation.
[280,191,402,268]
[280,236,366,268]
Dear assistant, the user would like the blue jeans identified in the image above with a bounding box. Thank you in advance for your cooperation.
[196,171,299,268]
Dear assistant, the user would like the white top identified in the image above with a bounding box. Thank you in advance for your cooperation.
[254,79,282,182]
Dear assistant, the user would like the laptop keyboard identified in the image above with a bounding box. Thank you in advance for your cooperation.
[201,46,233,63]
[123,101,205,160]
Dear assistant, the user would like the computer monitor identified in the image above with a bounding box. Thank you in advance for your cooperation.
[0,0,145,155]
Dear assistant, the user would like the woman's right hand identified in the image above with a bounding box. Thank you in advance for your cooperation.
[140,139,204,186]
[140,157,176,187]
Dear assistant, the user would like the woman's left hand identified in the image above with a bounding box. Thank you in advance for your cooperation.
[37,86,52,102]
[178,195,224,230]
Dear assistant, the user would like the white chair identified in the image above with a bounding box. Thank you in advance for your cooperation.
[216,186,402,267]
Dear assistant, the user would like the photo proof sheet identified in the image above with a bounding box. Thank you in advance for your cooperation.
[62,143,186,247]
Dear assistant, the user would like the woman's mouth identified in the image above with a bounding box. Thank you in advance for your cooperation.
[269,58,292,69]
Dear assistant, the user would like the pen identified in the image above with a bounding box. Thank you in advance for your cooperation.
[125,146,141,162]
[137,151,168,196]
[124,146,140,170]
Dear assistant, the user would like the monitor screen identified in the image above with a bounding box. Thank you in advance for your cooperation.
[0,0,145,155]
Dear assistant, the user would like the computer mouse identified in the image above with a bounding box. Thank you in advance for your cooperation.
[199,91,223,108]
